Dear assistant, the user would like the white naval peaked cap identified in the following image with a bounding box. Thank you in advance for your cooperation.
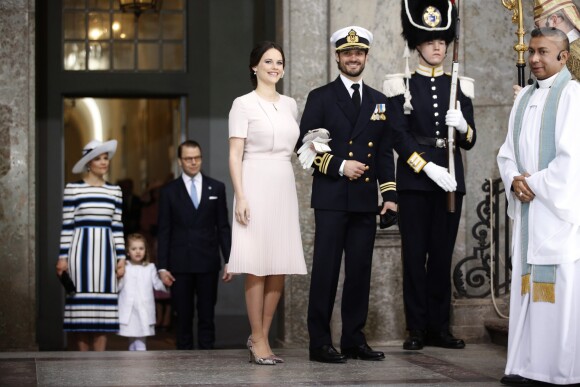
[330,26,373,51]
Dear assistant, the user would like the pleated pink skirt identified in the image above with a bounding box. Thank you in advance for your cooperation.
[228,157,307,276]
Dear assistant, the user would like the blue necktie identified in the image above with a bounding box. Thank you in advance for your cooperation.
[190,178,199,208]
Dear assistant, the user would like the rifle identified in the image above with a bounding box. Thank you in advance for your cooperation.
[447,0,460,213]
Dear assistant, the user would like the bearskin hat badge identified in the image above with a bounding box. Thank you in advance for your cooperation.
[401,0,458,49]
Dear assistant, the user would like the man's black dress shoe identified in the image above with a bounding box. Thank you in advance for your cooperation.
[341,343,385,360]
[403,330,425,350]
[500,374,538,386]
[425,331,465,349]
[309,345,347,363]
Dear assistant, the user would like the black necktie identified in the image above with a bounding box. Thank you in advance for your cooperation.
[351,83,361,109]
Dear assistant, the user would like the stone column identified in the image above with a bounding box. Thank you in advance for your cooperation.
[280,0,329,346]
[0,0,37,350]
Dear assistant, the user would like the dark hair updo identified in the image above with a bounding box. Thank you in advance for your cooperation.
[249,41,285,89]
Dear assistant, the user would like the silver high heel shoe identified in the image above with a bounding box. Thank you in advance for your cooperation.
[247,336,276,365]
[267,354,284,363]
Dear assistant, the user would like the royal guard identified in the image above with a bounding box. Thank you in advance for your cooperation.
[384,0,476,350]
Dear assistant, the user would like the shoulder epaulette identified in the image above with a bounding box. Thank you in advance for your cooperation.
[383,73,406,97]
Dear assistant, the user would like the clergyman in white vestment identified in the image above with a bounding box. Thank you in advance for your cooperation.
[497,28,580,386]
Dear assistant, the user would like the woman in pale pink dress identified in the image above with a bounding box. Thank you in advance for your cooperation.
[227,41,307,365]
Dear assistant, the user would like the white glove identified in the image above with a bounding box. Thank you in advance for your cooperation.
[423,162,457,192]
[297,129,332,169]
[297,146,316,169]
[445,100,468,134]
[302,128,330,143]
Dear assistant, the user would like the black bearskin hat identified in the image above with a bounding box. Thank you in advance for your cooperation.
[401,0,457,49]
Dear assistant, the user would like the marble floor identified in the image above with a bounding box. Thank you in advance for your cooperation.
[0,344,512,386]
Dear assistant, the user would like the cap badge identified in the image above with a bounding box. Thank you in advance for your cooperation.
[422,6,442,28]
[346,29,359,44]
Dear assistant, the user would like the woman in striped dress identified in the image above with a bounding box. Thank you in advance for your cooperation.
[56,139,126,351]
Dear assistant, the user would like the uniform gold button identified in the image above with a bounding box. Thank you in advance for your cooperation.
[365,165,369,170]
[368,153,372,158]
[349,140,353,145]
[368,142,374,148]
[348,152,353,157]
[365,177,370,182]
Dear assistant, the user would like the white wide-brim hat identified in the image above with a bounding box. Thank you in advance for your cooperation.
[72,139,117,174]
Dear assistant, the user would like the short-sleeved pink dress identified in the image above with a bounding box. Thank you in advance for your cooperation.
[227,91,307,276]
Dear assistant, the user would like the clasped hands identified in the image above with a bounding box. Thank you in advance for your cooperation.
[512,174,535,203]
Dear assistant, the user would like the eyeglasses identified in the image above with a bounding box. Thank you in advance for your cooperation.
[181,156,202,163]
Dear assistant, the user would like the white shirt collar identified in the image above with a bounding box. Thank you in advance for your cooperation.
[537,71,560,89]
[339,74,363,100]
[182,172,202,185]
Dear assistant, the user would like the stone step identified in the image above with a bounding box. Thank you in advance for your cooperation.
[484,318,509,347]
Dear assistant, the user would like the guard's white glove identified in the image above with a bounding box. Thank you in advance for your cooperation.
[445,101,468,134]
[423,162,457,192]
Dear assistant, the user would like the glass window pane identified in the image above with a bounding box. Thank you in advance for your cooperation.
[162,43,184,71]
[88,0,111,9]
[88,12,110,40]
[138,13,160,39]
[113,42,135,70]
[138,43,159,70]
[62,0,186,72]
[63,0,85,9]
[88,42,110,70]
[64,42,86,70]
[112,13,135,40]
[63,11,86,39]
[162,14,183,40]
[162,0,184,10]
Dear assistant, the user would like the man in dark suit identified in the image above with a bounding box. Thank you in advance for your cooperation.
[157,140,232,350]
[384,0,476,351]
[299,26,397,363]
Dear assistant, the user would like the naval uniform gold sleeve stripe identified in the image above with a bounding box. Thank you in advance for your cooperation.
[314,153,333,174]
[466,125,474,143]
[323,154,333,174]
[314,155,323,172]
[380,182,396,193]
[407,151,427,173]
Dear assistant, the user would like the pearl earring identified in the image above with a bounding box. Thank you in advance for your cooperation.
[253,70,257,75]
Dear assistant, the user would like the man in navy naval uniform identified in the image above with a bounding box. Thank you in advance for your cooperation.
[385,0,476,351]
[300,25,397,363]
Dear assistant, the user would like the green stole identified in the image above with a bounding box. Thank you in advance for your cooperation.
[512,67,572,303]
